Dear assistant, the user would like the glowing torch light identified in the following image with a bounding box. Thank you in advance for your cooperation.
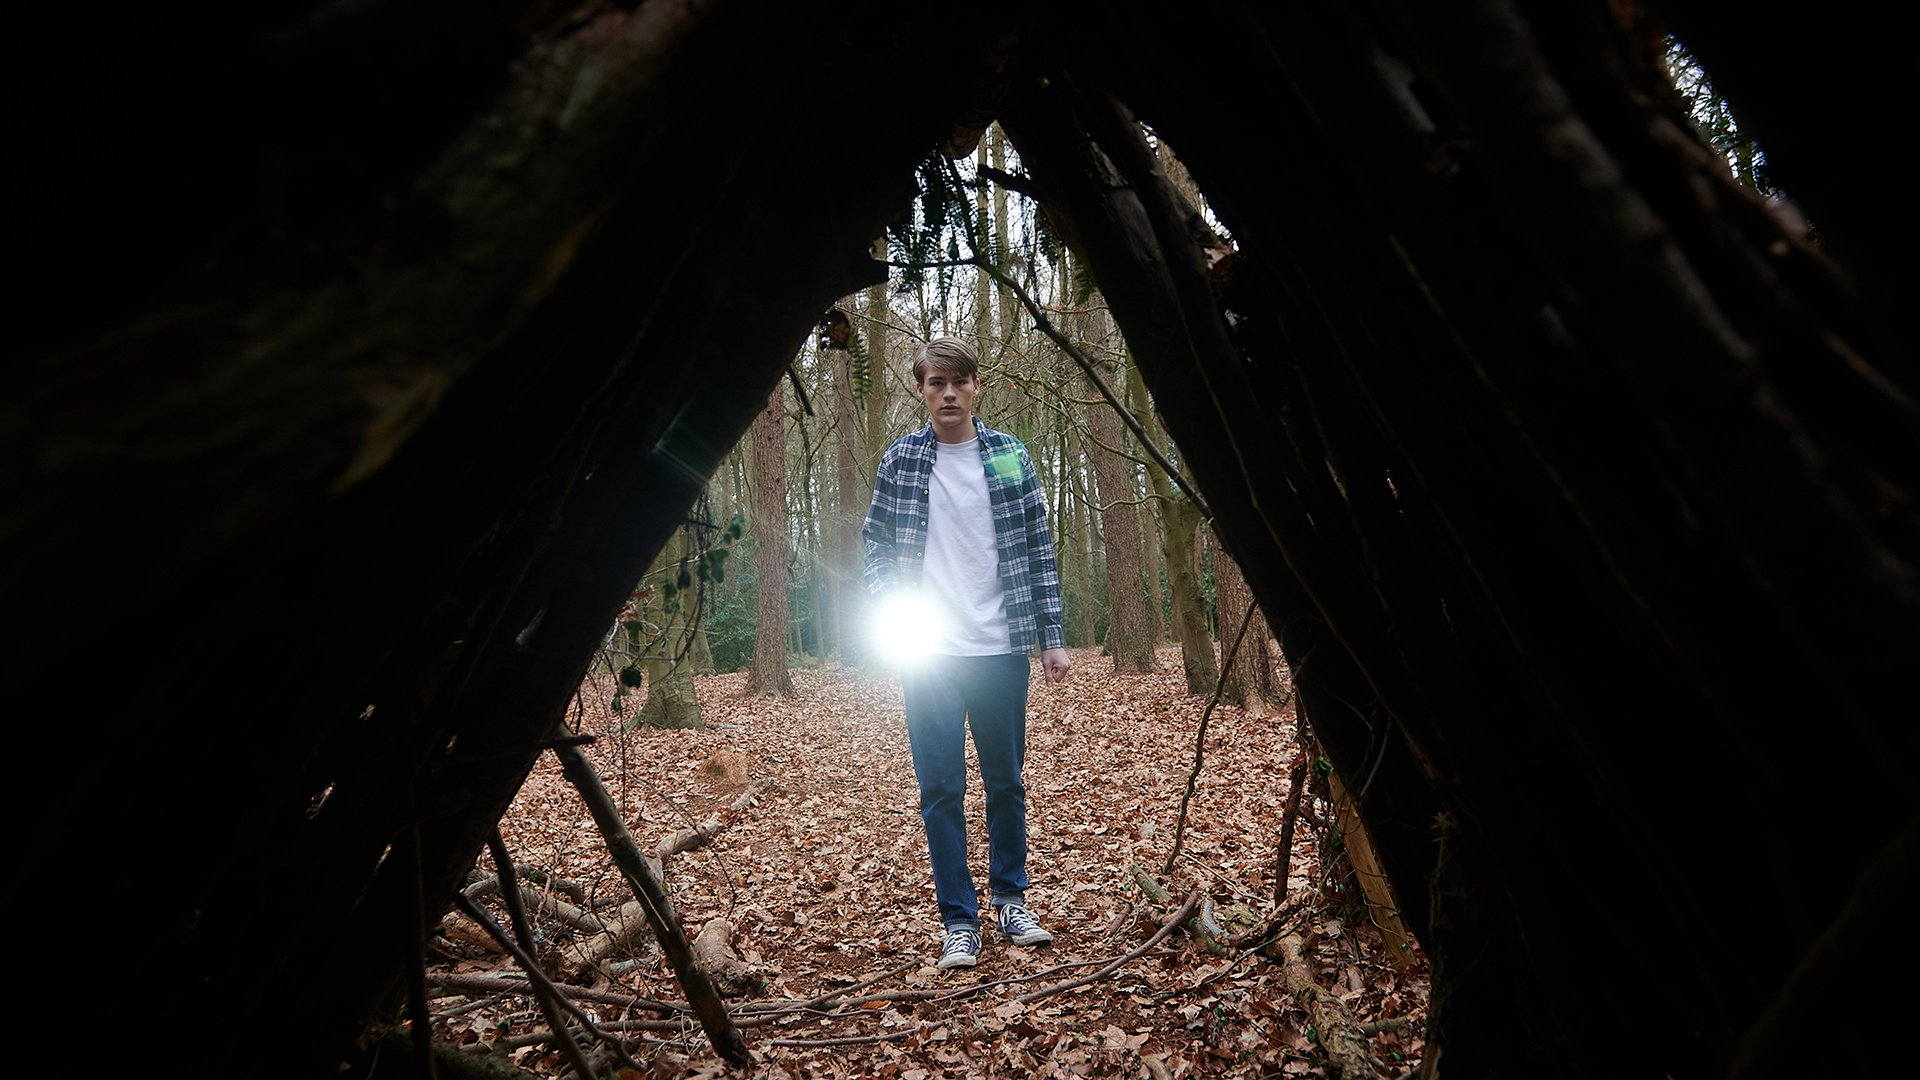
[868,590,946,670]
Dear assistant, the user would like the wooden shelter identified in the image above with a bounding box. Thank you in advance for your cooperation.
[6,2,1910,1076]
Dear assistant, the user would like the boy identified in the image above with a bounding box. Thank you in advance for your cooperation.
[862,336,1071,970]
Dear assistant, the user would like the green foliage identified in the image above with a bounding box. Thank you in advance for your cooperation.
[703,546,757,672]
[1071,261,1100,306]
[659,511,743,612]
[1663,37,1774,196]
[847,326,872,400]
[889,152,978,311]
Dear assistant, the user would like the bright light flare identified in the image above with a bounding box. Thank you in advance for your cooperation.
[868,591,946,670]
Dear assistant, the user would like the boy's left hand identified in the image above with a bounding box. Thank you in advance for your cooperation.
[1041,647,1072,685]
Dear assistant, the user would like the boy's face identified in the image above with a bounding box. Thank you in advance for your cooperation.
[917,368,979,442]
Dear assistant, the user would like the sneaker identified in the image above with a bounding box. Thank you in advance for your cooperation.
[937,926,981,969]
[994,903,1053,946]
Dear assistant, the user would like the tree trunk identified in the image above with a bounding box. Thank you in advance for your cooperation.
[748,383,797,696]
[637,655,704,728]
[1139,475,1167,646]
[1067,423,1099,650]
[831,311,866,665]
[633,529,707,729]
[1080,335,1156,671]
[1130,359,1214,693]
[1213,540,1276,715]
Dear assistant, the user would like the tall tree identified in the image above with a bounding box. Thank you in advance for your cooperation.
[1080,327,1156,671]
[1213,536,1276,715]
[828,306,866,665]
[631,527,706,729]
[1130,360,1214,693]
[748,382,796,696]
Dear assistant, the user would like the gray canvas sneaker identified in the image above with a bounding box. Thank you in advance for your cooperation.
[994,903,1053,946]
[937,925,981,969]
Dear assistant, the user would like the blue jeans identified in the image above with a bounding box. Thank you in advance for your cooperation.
[901,653,1032,929]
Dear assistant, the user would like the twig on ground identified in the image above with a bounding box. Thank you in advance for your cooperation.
[1133,866,1229,954]
[1180,850,1265,903]
[733,962,916,1014]
[462,872,608,933]
[767,1026,925,1048]
[1227,899,1310,953]
[437,993,514,1019]
[451,891,646,1075]
[487,830,599,1080]
[431,973,684,1014]
[553,737,752,1066]
[1015,891,1203,1003]
[481,1023,678,1051]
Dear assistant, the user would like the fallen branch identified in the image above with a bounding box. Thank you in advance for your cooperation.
[464,869,587,907]
[552,738,752,1065]
[431,974,683,1014]
[1278,932,1385,1080]
[656,778,774,860]
[1227,899,1310,954]
[656,821,720,860]
[1132,866,1228,954]
[450,891,644,1076]
[768,1026,925,1048]
[486,830,599,1080]
[566,899,656,975]
[463,872,609,934]
[691,917,766,998]
[741,961,915,1013]
[1016,891,1202,1003]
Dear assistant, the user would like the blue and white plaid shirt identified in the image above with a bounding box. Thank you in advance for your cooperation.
[862,417,1066,653]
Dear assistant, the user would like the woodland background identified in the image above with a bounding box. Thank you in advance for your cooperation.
[5,2,1911,1079]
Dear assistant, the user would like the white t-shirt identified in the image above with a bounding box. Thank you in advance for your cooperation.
[923,437,1010,655]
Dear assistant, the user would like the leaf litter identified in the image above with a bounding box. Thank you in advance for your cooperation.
[430,645,1429,1077]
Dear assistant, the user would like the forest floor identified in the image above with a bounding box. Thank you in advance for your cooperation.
[428,645,1430,1079]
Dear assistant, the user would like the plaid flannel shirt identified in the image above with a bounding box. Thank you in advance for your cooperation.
[862,417,1066,653]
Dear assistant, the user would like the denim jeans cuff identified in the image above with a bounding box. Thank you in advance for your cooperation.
[945,920,981,932]
[989,894,1026,909]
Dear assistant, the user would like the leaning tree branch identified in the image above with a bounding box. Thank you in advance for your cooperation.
[972,257,1214,521]
[399,825,438,1080]
[449,891,645,1075]
[1163,602,1259,875]
[486,830,598,1080]
[552,738,752,1066]
[1275,753,1311,905]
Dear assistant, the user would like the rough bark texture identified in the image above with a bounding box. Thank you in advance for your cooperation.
[1213,540,1277,714]
[634,530,706,729]
[1006,4,1915,1077]
[9,3,1910,1078]
[1131,361,1215,693]
[1082,349,1157,671]
[832,329,866,664]
[748,384,797,696]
